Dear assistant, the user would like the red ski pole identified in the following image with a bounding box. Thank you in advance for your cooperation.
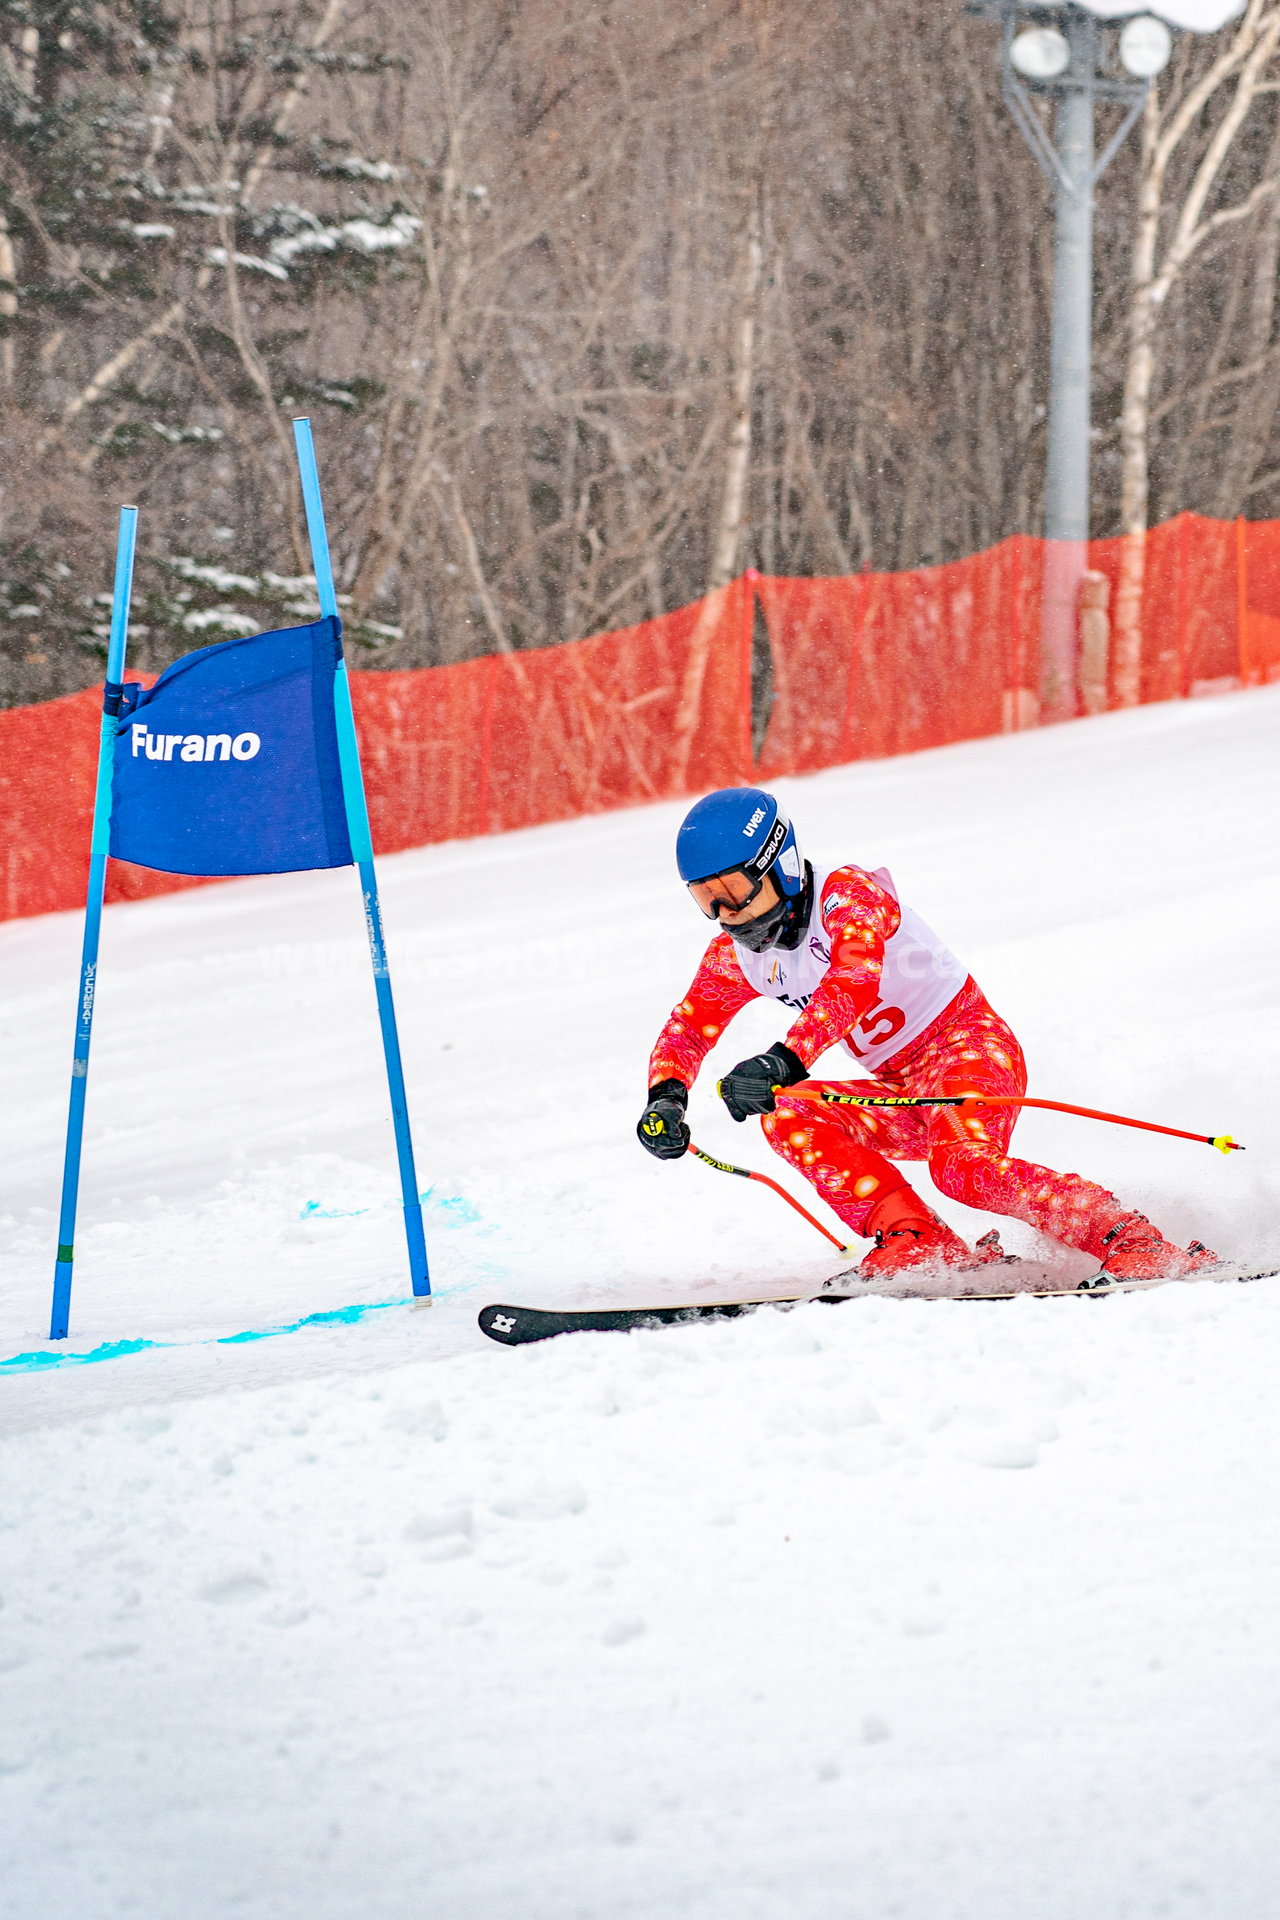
[782,1087,1244,1155]
[688,1142,852,1251]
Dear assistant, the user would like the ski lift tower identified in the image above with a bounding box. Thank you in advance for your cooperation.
[967,3,1174,719]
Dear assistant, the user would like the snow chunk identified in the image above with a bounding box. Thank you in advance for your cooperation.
[204,247,289,282]
[198,1571,270,1606]
[600,1618,645,1647]
[169,559,259,593]
[332,156,400,181]
[970,1430,1041,1470]
[261,571,316,595]
[404,1506,473,1562]
[267,211,420,269]
[491,1482,587,1521]
[181,607,261,635]
[403,1506,472,1543]
[338,214,422,253]
[270,228,338,267]
[150,423,223,444]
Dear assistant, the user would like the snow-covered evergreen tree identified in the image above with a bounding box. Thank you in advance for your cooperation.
[0,0,416,698]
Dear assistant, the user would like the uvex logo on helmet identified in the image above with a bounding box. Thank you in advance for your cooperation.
[129,723,261,763]
[742,806,767,837]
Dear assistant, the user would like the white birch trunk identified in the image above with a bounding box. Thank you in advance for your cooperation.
[0,211,16,390]
[708,188,763,591]
[669,187,764,791]
[1114,91,1162,709]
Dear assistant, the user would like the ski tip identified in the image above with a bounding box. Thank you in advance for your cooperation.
[478,1305,530,1345]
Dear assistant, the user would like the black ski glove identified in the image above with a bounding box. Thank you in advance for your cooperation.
[637,1079,691,1160]
[718,1041,807,1122]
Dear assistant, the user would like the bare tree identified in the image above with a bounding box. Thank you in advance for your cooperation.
[7,0,1280,715]
[1113,3,1280,703]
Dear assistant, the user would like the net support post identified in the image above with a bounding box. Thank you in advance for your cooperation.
[291,418,431,1299]
[50,506,138,1340]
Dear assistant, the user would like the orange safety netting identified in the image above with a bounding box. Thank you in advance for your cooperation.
[0,577,752,924]
[2,517,1278,927]
[350,577,752,853]
[753,513,1280,779]
[753,535,1042,777]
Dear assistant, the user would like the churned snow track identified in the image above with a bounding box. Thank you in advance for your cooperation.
[3,1284,1280,1920]
[2,686,1280,1917]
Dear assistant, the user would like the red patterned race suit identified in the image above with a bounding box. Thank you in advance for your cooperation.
[648,863,1136,1257]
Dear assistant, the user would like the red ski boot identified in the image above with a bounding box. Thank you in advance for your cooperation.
[1089,1212,1220,1284]
[858,1184,972,1277]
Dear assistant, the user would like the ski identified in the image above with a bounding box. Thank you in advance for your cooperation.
[478,1298,780,1345]
[478,1264,1277,1345]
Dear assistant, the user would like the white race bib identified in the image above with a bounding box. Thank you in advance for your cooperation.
[733,866,967,1072]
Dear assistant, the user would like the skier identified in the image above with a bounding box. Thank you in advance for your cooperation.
[637,787,1217,1281]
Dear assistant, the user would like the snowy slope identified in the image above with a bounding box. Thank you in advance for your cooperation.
[2,687,1280,1918]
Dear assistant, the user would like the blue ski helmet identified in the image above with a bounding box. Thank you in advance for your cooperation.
[676,787,805,899]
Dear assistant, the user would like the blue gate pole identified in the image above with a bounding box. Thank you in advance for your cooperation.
[291,418,430,1298]
[50,506,139,1340]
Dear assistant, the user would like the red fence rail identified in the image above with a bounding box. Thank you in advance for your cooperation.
[1,516,1277,926]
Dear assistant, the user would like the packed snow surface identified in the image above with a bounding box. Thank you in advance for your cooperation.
[3,688,1280,1919]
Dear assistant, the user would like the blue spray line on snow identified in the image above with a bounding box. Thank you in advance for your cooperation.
[6,1190,496,1378]
[299,1191,482,1226]
[0,1285,472,1379]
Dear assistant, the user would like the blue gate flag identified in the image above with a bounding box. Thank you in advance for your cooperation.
[109,616,354,877]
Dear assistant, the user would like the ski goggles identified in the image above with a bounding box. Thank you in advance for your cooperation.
[686,866,766,921]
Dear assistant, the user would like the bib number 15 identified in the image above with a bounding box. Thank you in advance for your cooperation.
[848,1001,906,1057]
